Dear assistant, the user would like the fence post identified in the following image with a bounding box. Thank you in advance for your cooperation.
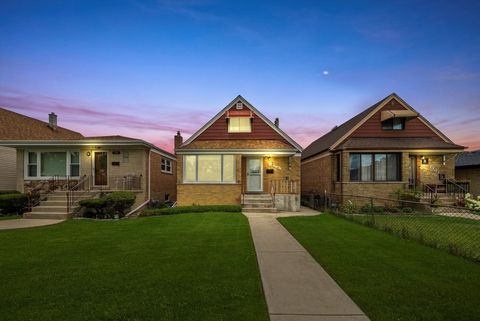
[324,189,328,212]
[370,197,375,224]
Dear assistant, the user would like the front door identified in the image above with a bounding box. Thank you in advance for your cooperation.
[94,152,108,186]
[409,155,417,189]
[246,158,262,192]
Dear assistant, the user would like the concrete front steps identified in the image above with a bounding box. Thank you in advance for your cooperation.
[242,193,277,213]
[24,190,97,219]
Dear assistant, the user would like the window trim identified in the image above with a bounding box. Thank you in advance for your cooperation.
[228,117,252,133]
[161,158,173,174]
[381,117,405,131]
[183,154,237,184]
[349,152,401,182]
[24,150,81,180]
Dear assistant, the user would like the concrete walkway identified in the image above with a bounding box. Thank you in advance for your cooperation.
[245,207,369,321]
[0,218,64,231]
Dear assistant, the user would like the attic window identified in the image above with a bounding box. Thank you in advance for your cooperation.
[382,118,405,130]
[236,102,244,110]
[228,117,251,133]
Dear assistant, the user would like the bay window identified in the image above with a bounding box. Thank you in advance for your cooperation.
[25,151,80,178]
[350,153,401,181]
[183,155,235,183]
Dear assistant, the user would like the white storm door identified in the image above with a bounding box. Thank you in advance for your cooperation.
[246,158,262,192]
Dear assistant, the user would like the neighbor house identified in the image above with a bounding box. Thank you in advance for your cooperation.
[0,107,176,218]
[301,93,466,201]
[175,95,303,212]
[455,150,480,197]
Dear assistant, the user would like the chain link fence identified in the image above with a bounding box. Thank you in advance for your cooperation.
[302,192,480,262]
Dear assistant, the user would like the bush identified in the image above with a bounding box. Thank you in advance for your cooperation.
[360,204,373,214]
[143,205,241,216]
[78,192,136,219]
[78,198,107,218]
[339,200,357,214]
[372,206,385,214]
[402,207,413,213]
[0,193,28,215]
[394,189,421,203]
[0,190,20,195]
[105,192,136,218]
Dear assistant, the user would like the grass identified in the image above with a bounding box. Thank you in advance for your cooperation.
[279,213,480,321]
[339,213,480,261]
[0,212,268,321]
[0,214,21,220]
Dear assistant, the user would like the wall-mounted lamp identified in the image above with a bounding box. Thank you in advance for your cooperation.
[267,156,273,168]
[442,155,446,166]
[86,151,91,157]
[421,156,429,164]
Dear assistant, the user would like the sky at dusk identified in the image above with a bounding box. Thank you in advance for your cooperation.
[1,0,479,152]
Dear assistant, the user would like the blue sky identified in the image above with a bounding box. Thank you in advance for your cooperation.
[1,0,479,151]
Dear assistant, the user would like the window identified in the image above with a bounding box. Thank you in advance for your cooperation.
[25,151,80,178]
[41,152,67,176]
[70,152,80,177]
[228,117,251,133]
[183,155,235,183]
[28,152,37,177]
[349,153,401,181]
[161,158,172,173]
[382,117,405,130]
[123,151,129,163]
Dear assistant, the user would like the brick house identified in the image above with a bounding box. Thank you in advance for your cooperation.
[302,93,466,200]
[175,95,303,212]
[0,107,176,218]
[455,150,480,197]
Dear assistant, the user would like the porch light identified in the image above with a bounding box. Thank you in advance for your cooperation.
[421,156,429,165]
[442,155,446,165]
[86,151,91,157]
[267,156,273,168]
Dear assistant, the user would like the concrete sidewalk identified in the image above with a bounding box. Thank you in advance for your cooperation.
[245,208,369,321]
[0,218,64,231]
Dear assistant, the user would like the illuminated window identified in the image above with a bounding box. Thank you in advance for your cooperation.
[228,117,251,133]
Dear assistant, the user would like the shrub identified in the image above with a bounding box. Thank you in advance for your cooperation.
[78,192,136,219]
[372,206,385,214]
[360,204,373,214]
[105,192,136,218]
[0,190,20,195]
[143,205,241,216]
[394,189,421,203]
[78,198,107,218]
[0,193,28,215]
[339,200,357,214]
[402,207,413,213]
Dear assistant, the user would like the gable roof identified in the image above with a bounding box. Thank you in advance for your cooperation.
[456,150,480,168]
[181,95,303,151]
[0,108,175,159]
[302,93,460,160]
[0,107,84,140]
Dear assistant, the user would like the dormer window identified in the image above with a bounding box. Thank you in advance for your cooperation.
[382,117,405,130]
[228,117,251,133]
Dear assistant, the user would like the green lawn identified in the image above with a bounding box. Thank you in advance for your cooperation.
[0,215,21,220]
[0,213,269,321]
[279,214,480,321]
[339,213,480,261]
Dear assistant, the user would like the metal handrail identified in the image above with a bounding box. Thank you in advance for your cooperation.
[445,178,468,198]
[66,175,91,214]
[422,183,437,204]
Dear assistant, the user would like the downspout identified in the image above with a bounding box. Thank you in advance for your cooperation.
[148,149,151,200]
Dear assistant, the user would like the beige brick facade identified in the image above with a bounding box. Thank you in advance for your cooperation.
[176,140,301,206]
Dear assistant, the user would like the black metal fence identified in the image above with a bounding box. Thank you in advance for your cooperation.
[302,192,480,262]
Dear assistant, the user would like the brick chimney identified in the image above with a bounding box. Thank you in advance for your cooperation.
[48,112,58,130]
[174,131,183,149]
[274,117,280,127]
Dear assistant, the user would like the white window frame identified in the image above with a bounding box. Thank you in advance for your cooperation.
[228,117,252,133]
[24,150,81,180]
[183,154,236,184]
[161,158,173,174]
